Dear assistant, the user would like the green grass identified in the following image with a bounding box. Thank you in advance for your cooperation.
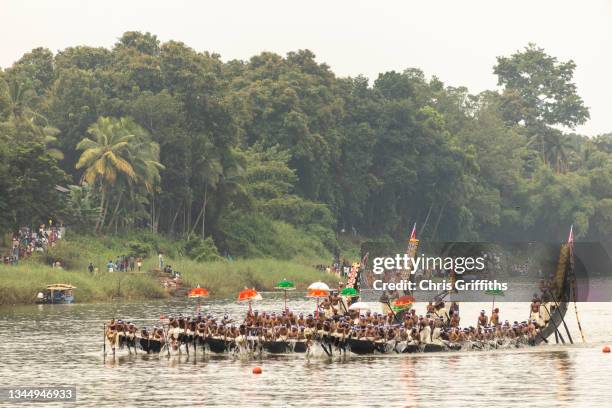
[0,258,336,305]
[0,262,167,305]
[172,258,336,299]
[0,231,339,305]
[0,252,337,305]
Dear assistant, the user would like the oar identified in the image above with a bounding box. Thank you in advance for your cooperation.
[103,323,106,360]
[319,333,332,357]
[571,280,586,342]
[126,333,132,355]
[184,321,189,356]
[162,326,171,357]
[385,301,397,322]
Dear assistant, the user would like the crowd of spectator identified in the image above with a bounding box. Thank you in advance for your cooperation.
[315,259,353,277]
[3,223,65,265]
[104,255,143,273]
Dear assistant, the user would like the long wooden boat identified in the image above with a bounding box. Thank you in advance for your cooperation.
[103,243,574,358]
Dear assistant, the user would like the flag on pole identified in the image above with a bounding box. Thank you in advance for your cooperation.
[409,223,417,241]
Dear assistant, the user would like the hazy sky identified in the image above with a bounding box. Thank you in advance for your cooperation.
[3,0,611,135]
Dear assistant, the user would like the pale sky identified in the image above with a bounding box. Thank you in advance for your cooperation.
[2,0,611,135]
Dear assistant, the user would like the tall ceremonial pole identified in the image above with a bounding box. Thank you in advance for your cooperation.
[401,224,419,295]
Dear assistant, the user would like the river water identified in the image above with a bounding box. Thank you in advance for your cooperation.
[0,295,610,408]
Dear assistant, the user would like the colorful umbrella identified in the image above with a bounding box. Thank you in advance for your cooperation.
[275,279,296,311]
[393,296,414,310]
[394,295,414,306]
[238,288,260,301]
[485,289,504,311]
[306,288,329,298]
[238,288,262,314]
[275,279,296,290]
[340,287,359,296]
[188,286,209,298]
[390,296,414,312]
[306,283,330,318]
[187,286,209,313]
[308,281,330,291]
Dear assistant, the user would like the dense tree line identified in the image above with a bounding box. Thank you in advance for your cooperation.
[0,32,610,257]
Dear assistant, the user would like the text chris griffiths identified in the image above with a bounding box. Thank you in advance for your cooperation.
[372,279,508,292]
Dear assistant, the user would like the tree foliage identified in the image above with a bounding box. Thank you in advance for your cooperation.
[0,34,610,257]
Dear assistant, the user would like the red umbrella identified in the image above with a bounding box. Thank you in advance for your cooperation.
[237,288,260,301]
[394,295,415,306]
[188,287,209,298]
[187,286,209,313]
[238,288,262,313]
[306,288,329,298]
[306,288,329,318]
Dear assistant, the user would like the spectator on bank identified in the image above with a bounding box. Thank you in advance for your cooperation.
[158,253,164,269]
[88,262,94,274]
[107,260,115,273]
[136,257,143,272]
[129,255,135,272]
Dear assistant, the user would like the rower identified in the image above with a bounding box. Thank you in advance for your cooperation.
[434,301,450,325]
[450,310,460,328]
[477,310,488,327]
[419,321,432,344]
[490,308,500,326]
[431,319,444,345]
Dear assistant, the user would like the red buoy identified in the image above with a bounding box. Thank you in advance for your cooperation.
[603,346,611,353]
[252,366,262,374]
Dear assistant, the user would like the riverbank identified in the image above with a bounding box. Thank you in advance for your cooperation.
[0,258,336,305]
[0,231,357,305]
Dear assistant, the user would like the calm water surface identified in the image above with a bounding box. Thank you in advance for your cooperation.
[0,296,611,408]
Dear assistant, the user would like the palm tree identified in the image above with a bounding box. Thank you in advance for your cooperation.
[4,81,65,160]
[189,138,223,239]
[76,117,138,231]
[112,118,164,230]
[7,81,38,121]
[29,120,64,160]
[545,132,573,174]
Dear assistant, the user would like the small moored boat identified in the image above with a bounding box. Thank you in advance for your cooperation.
[36,284,76,304]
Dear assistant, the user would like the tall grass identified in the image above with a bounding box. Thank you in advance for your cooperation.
[172,258,336,299]
[0,258,336,305]
[0,262,167,305]
[0,232,342,305]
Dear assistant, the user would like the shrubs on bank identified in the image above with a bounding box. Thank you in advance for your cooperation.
[0,225,339,305]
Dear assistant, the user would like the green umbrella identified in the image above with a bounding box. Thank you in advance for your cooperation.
[485,289,504,311]
[340,287,358,296]
[275,279,296,310]
[392,303,412,312]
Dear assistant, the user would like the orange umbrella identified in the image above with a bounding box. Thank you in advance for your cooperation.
[306,287,330,318]
[392,295,414,312]
[187,286,209,313]
[238,288,262,313]
[394,295,415,307]
[306,288,329,298]
[188,287,209,298]
[237,288,261,301]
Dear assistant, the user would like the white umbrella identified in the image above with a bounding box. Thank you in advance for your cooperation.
[308,281,330,291]
[349,302,370,311]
